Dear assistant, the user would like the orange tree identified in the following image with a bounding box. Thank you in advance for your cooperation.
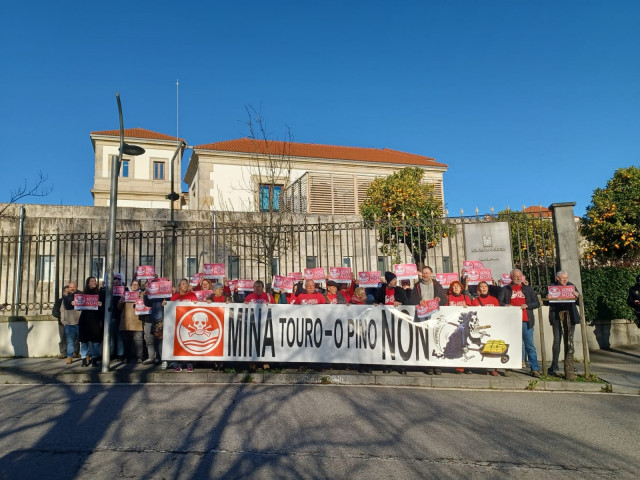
[360,167,448,265]
[581,166,640,263]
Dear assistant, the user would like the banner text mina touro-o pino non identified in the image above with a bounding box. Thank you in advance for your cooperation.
[162,303,523,369]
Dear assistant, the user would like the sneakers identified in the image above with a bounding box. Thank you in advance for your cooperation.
[174,363,182,372]
[186,363,193,372]
[142,359,152,365]
[65,357,72,365]
[487,369,499,376]
[530,370,541,378]
[425,368,434,375]
[72,352,81,359]
[434,368,442,375]
[161,361,168,370]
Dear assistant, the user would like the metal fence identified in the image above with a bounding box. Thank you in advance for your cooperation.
[0,209,557,315]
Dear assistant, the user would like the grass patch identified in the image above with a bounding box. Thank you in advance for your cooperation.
[223,368,236,374]
[241,374,254,383]
[320,375,332,384]
[525,379,538,390]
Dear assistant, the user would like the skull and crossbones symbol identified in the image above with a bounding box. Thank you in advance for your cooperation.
[187,312,213,337]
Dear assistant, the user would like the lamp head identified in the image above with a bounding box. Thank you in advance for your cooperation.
[121,143,145,156]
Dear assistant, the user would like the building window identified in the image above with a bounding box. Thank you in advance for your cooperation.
[153,162,165,180]
[442,256,451,273]
[185,257,198,278]
[121,160,130,178]
[272,257,280,276]
[140,255,154,267]
[259,184,282,212]
[306,256,317,269]
[377,256,387,273]
[91,257,104,280]
[37,255,55,283]
[228,255,239,279]
[342,257,352,268]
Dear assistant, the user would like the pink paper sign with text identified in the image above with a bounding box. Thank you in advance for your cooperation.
[145,280,173,299]
[393,263,418,280]
[304,267,326,281]
[329,267,352,283]
[74,294,99,311]
[435,273,459,288]
[273,275,294,293]
[136,265,156,280]
[202,263,225,279]
[357,271,381,288]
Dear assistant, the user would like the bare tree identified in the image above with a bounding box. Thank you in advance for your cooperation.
[217,106,297,282]
[0,172,53,217]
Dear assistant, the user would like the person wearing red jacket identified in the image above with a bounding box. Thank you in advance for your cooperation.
[243,280,274,304]
[293,279,328,305]
[471,281,500,307]
[170,279,198,302]
[446,281,472,306]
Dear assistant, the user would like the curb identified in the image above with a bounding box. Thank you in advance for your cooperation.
[0,369,612,392]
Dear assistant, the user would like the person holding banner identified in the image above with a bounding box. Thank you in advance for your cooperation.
[169,279,198,302]
[349,287,367,305]
[446,281,472,306]
[501,269,541,377]
[547,271,581,377]
[375,272,406,306]
[326,280,347,304]
[106,275,126,361]
[76,277,104,367]
[118,280,144,363]
[244,281,274,304]
[61,282,81,365]
[410,266,447,306]
[143,279,167,368]
[293,279,328,304]
[471,281,500,307]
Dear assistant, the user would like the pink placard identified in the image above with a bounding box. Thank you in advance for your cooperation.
[113,286,125,296]
[134,298,151,316]
[304,267,326,281]
[124,291,139,303]
[417,298,440,318]
[145,280,173,299]
[435,273,459,288]
[463,260,484,273]
[73,294,99,311]
[329,267,352,283]
[547,285,576,302]
[190,272,203,287]
[393,263,418,280]
[136,265,156,280]
[357,271,381,288]
[287,272,303,281]
[237,279,255,292]
[273,275,294,293]
[466,268,493,285]
[202,263,225,279]
[227,279,238,292]
[193,290,213,302]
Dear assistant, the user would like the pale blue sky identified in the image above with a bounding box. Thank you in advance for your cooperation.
[1,0,639,216]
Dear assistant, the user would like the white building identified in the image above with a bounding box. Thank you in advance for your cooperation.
[184,138,447,214]
[90,128,186,209]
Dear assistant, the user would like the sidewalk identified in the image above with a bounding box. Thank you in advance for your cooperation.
[2,346,638,393]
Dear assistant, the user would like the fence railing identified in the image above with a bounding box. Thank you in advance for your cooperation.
[0,209,557,315]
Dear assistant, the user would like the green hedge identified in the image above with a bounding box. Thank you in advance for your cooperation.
[581,266,638,322]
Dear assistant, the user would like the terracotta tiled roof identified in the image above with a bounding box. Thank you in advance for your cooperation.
[193,138,446,168]
[523,206,552,217]
[91,128,184,142]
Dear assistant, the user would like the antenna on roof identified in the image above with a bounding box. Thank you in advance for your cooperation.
[176,78,179,140]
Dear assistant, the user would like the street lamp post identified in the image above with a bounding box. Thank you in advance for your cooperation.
[101,92,145,372]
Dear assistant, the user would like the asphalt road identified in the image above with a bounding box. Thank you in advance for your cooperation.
[0,384,638,479]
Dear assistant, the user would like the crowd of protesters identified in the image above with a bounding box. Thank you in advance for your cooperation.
[53,265,595,379]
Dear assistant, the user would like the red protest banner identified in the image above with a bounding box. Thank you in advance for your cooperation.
[435,273,459,288]
[273,275,294,292]
[146,280,173,299]
[329,267,352,283]
[547,285,576,302]
[136,265,156,280]
[357,271,381,288]
[393,263,418,280]
[73,294,99,311]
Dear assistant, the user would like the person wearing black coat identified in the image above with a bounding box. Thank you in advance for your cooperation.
[547,271,581,375]
[375,272,407,306]
[77,276,105,367]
